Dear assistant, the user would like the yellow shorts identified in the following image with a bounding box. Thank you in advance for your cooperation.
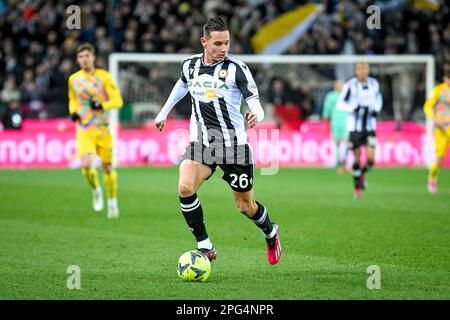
[434,127,450,158]
[76,128,113,163]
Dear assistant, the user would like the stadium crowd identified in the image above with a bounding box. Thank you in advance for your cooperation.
[0,0,449,128]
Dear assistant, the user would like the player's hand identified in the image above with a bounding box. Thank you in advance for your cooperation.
[244,112,258,129]
[155,120,165,132]
[89,100,103,111]
[70,113,81,122]
[434,119,444,130]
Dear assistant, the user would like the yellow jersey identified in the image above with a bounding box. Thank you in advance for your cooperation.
[68,68,123,132]
[423,82,450,129]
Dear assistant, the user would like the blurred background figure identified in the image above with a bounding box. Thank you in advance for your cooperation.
[1,78,21,105]
[322,79,347,173]
[337,63,383,199]
[423,69,450,193]
[1,78,23,129]
[1,0,448,127]
[1,99,23,130]
[269,78,301,130]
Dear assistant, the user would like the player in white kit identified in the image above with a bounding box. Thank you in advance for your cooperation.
[154,17,281,265]
[337,63,383,198]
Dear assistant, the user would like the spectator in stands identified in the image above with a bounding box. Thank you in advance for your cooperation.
[2,100,23,130]
[1,78,21,105]
[289,81,315,120]
[22,82,45,118]
[269,78,302,130]
[0,0,448,126]
[47,58,74,118]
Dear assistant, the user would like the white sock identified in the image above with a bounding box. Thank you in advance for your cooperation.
[94,186,102,193]
[197,238,213,250]
[108,198,117,207]
[265,225,277,239]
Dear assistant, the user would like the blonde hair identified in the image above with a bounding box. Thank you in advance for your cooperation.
[76,43,96,56]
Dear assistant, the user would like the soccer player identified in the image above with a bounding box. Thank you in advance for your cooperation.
[154,17,281,265]
[322,79,348,173]
[337,63,383,198]
[68,43,123,218]
[423,70,450,193]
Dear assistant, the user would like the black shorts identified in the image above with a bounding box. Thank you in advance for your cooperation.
[180,142,255,192]
[348,131,376,150]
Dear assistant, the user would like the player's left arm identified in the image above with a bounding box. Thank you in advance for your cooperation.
[236,62,264,128]
[371,79,383,116]
[100,72,123,111]
[322,92,332,120]
[245,98,264,128]
[423,85,441,120]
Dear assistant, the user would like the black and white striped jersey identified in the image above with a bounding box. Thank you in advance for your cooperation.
[180,54,261,147]
[337,77,383,132]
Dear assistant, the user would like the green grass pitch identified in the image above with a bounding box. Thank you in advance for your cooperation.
[0,167,449,299]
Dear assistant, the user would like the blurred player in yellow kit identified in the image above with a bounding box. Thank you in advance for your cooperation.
[423,70,450,193]
[68,43,123,217]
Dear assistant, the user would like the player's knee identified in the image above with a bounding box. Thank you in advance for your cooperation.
[81,157,92,169]
[81,163,92,170]
[367,159,375,167]
[103,164,112,174]
[178,182,196,197]
[236,199,254,217]
[238,204,251,216]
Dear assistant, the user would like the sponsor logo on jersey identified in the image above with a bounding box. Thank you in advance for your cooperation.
[187,80,229,90]
[247,82,258,95]
[205,89,217,99]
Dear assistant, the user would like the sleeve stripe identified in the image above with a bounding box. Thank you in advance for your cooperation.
[232,61,254,83]
[344,85,351,102]
[245,95,258,102]
[232,62,257,100]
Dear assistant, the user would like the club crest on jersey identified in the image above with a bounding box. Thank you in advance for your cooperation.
[218,69,228,78]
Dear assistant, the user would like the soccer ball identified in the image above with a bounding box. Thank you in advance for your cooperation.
[177,250,211,282]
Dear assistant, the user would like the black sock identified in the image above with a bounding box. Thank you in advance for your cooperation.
[362,163,373,174]
[180,194,208,242]
[352,163,361,188]
[251,201,274,239]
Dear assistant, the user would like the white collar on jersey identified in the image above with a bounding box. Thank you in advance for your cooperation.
[200,53,227,67]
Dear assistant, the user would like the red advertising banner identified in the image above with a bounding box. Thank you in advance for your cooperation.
[0,119,447,168]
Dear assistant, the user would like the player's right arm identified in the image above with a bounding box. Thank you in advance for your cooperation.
[337,81,357,113]
[322,92,332,120]
[68,75,80,122]
[154,59,190,131]
[154,78,189,131]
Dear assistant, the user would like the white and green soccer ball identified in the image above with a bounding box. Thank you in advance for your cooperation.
[177,250,211,282]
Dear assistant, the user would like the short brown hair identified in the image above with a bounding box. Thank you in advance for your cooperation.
[76,43,96,56]
[203,17,228,39]
[444,69,450,79]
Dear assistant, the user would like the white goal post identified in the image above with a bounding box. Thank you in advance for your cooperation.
[108,54,436,167]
